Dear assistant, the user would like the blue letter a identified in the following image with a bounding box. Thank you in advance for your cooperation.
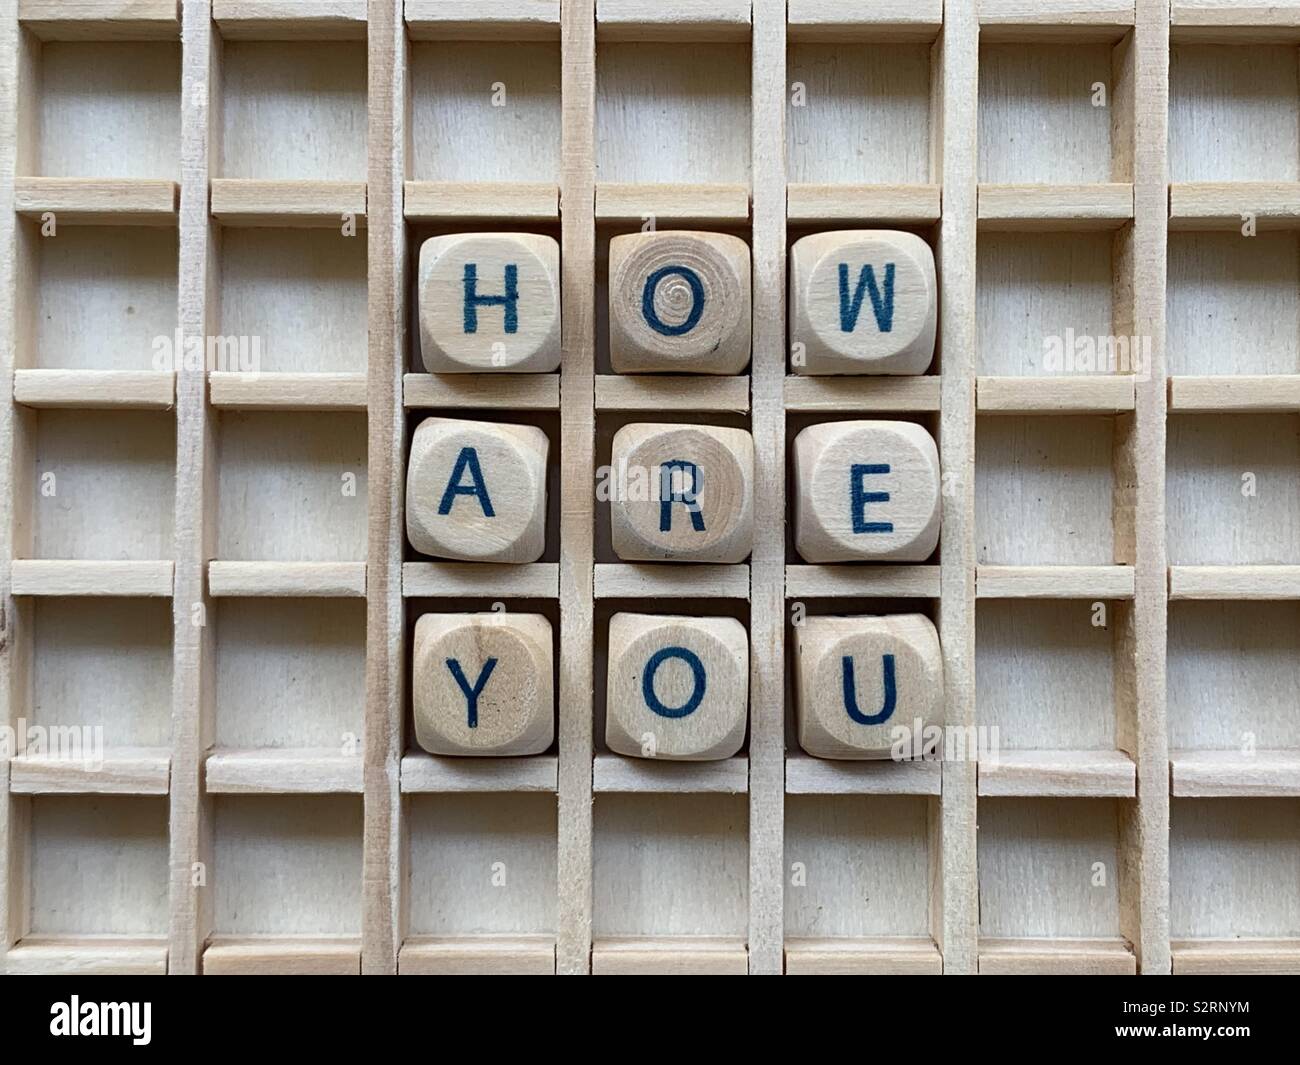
[438,446,495,517]
[838,262,895,333]
[841,654,897,726]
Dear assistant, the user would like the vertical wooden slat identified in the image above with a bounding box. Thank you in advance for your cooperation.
[362,0,405,975]
[749,0,786,976]
[557,0,595,976]
[938,0,980,975]
[168,0,216,975]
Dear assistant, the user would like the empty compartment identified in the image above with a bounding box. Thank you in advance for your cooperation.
[977,231,1133,376]
[31,598,172,749]
[219,41,367,180]
[25,224,178,371]
[31,410,175,561]
[978,41,1124,184]
[975,415,1118,565]
[596,43,751,184]
[787,42,933,185]
[1169,601,1300,752]
[405,794,558,936]
[217,228,367,373]
[1167,414,1300,565]
[215,599,365,750]
[1167,232,1300,376]
[212,795,363,936]
[409,42,561,183]
[1170,44,1300,183]
[27,795,169,936]
[216,412,367,561]
[977,600,1121,751]
[784,795,934,939]
[22,39,180,179]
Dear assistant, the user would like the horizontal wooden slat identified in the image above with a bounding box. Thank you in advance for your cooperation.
[784,936,943,975]
[14,369,175,409]
[785,753,943,795]
[787,0,943,41]
[210,179,366,226]
[15,177,178,224]
[403,181,559,222]
[404,372,560,410]
[1169,182,1300,230]
[214,1,367,39]
[592,753,748,793]
[405,0,561,41]
[18,1,179,40]
[4,936,169,975]
[204,749,364,793]
[398,935,556,975]
[1171,750,1300,797]
[1169,565,1300,600]
[1171,938,1300,975]
[595,374,750,412]
[591,936,748,976]
[593,562,750,599]
[209,371,367,410]
[976,375,1136,413]
[596,0,751,41]
[10,559,174,597]
[1168,375,1300,412]
[784,375,941,411]
[977,749,1136,797]
[9,749,171,795]
[207,561,367,598]
[978,183,1134,229]
[978,937,1137,975]
[976,565,1136,599]
[399,752,558,793]
[786,183,941,224]
[1171,3,1300,43]
[978,0,1135,34]
[784,564,941,599]
[402,561,559,598]
[203,936,361,975]
[595,182,750,225]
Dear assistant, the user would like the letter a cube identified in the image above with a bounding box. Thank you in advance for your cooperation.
[793,420,940,562]
[794,614,943,760]
[413,613,554,756]
[406,416,548,563]
[606,613,748,761]
[609,422,754,563]
[418,232,561,373]
[609,230,751,374]
[790,230,936,375]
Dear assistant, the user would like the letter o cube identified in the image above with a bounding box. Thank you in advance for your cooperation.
[406,416,548,563]
[609,231,751,374]
[794,420,940,562]
[794,614,943,760]
[790,230,936,375]
[418,232,561,373]
[606,613,748,761]
[609,422,754,563]
[413,612,554,757]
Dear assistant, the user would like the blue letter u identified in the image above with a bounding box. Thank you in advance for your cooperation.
[841,654,896,726]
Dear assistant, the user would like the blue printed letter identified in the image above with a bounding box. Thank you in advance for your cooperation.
[642,646,707,719]
[659,459,706,533]
[642,265,706,336]
[446,657,498,728]
[463,263,519,334]
[851,463,892,534]
[438,446,495,517]
[838,262,895,334]
[841,654,896,726]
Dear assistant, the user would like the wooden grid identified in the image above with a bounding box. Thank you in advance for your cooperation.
[0,0,1298,976]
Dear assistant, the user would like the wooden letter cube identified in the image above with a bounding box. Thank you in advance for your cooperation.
[418,232,561,373]
[793,420,940,562]
[406,416,548,563]
[609,422,754,563]
[794,614,943,760]
[606,613,748,761]
[609,231,751,374]
[790,230,936,375]
[413,612,554,757]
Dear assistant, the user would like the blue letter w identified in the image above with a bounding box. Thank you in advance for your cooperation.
[838,262,895,333]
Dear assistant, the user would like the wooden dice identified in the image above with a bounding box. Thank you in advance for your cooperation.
[406,416,548,563]
[793,420,941,562]
[413,613,554,756]
[794,614,943,760]
[418,232,561,373]
[790,230,936,375]
[606,613,748,761]
[609,422,754,563]
[609,231,751,374]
